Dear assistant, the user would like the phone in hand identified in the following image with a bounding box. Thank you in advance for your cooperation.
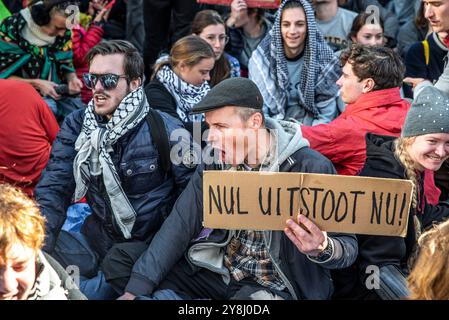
[55,84,69,96]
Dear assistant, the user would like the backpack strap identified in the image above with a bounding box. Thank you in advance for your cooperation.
[146,108,171,173]
[422,39,430,66]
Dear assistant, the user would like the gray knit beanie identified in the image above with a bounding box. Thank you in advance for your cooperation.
[402,86,449,137]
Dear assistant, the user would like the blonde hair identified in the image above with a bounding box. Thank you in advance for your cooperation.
[0,184,46,265]
[152,35,215,80]
[394,137,418,208]
[408,219,449,300]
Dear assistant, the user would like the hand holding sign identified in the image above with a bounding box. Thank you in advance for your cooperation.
[285,214,328,257]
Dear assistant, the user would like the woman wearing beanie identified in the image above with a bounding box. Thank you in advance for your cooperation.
[332,85,449,300]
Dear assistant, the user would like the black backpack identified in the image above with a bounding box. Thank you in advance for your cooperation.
[145,108,171,174]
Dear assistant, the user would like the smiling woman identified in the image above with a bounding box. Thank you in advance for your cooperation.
[249,0,341,126]
[394,86,449,208]
[280,3,307,59]
[331,85,449,300]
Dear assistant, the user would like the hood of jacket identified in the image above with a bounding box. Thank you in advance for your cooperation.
[263,117,310,171]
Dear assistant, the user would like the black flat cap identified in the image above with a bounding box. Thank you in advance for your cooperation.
[191,77,264,114]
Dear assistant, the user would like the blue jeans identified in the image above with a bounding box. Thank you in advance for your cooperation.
[135,289,184,300]
[52,230,119,300]
[79,271,119,300]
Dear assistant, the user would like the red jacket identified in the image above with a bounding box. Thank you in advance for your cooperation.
[302,87,441,205]
[72,24,104,104]
[301,87,410,176]
[0,80,59,196]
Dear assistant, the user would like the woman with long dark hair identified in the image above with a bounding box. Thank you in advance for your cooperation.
[191,10,240,87]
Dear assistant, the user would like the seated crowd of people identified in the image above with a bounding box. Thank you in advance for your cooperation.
[1,0,449,301]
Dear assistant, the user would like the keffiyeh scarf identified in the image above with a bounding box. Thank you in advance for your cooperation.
[156,65,210,122]
[249,0,340,119]
[73,87,149,239]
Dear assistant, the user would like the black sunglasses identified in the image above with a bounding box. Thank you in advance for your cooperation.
[83,73,128,90]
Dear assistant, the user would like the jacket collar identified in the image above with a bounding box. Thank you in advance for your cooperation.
[344,87,403,114]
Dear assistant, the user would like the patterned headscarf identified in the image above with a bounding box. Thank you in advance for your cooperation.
[250,0,340,118]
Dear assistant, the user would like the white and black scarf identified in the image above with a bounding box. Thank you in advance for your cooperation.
[27,252,69,300]
[156,65,210,122]
[73,87,149,239]
[249,0,340,119]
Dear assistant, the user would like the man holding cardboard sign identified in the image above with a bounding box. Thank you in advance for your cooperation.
[107,77,358,300]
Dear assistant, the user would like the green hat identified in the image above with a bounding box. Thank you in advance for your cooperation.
[191,77,263,114]
[402,86,449,137]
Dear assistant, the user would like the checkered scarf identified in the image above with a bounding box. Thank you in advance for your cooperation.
[156,64,210,122]
[73,87,149,239]
[249,0,340,119]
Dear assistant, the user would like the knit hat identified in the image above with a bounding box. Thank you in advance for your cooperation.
[190,77,263,114]
[402,86,449,137]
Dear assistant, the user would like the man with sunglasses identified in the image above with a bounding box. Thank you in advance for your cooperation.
[35,40,196,299]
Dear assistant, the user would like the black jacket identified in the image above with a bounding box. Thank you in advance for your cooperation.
[125,145,358,299]
[332,133,449,299]
[435,160,449,202]
[404,33,448,98]
[35,108,195,258]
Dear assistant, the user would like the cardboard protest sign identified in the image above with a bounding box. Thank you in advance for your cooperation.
[196,0,280,9]
[203,171,414,237]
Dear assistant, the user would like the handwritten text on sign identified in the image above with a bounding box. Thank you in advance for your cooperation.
[203,171,413,237]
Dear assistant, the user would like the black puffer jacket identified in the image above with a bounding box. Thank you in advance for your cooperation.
[36,108,195,258]
[332,133,449,299]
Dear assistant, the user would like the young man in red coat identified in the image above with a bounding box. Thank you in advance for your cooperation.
[301,44,410,176]
[0,79,59,197]
[301,44,441,204]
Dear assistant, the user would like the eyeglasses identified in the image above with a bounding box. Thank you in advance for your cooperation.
[83,73,128,90]
[204,35,230,45]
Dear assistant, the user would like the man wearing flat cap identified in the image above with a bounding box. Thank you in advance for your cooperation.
[106,78,358,300]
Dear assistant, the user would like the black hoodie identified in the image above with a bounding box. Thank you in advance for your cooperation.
[332,133,449,300]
